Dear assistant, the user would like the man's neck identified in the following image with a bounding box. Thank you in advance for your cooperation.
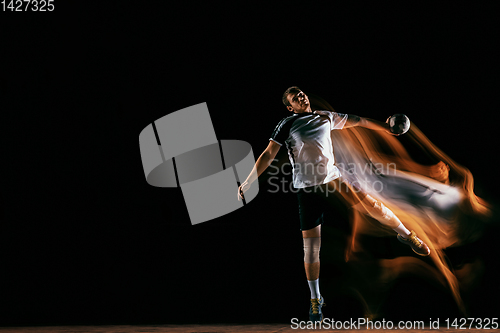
[295,107,313,114]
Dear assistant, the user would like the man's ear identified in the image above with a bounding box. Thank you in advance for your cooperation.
[286,106,294,113]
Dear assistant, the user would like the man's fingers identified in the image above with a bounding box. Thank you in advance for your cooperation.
[238,186,246,201]
[237,182,249,201]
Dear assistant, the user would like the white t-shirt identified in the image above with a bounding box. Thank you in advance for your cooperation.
[270,110,348,188]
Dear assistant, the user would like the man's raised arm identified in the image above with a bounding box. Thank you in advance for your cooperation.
[237,140,281,201]
[344,114,394,134]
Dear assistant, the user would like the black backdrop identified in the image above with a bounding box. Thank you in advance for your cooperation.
[2,2,499,326]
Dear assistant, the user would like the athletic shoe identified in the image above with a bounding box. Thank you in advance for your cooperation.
[309,296,325,322]
[397,230,431,256]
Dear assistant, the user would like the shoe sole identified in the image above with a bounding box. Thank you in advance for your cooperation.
[411,247,431,256]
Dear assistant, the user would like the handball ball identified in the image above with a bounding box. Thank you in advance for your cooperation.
[387,114,410,135]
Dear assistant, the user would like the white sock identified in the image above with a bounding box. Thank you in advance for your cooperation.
[308,279,321,299]
[393,222,411,238]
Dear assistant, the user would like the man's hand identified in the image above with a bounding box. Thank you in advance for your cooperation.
[237,181,251,201]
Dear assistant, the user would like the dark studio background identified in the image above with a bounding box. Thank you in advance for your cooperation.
[2,2,499,327]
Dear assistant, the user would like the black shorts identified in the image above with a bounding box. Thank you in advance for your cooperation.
[296,177,366,231]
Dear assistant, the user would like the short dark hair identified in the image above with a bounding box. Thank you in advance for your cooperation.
[282,86,302,107]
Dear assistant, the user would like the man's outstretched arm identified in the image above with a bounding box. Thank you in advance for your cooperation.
[344,114,393,134]
[238,140,281,200]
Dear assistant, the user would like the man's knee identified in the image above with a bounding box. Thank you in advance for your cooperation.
[372,201,392,220]
[360,199,399,227]
[303,237,321,263]
[353,196,390,218]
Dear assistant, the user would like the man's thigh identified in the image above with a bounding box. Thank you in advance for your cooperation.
[297,185,329,231]
[324,177,368,207]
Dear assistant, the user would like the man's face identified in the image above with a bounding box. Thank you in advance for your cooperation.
[286,90,310,113]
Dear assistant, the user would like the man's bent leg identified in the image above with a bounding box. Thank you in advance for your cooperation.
[329,178,431,256]
[357,195,431,255]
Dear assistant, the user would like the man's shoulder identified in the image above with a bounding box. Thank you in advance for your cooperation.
[271,114,302,140]
[274,114,298,128]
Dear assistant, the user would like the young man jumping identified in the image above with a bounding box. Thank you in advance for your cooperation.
[237,86,430,323]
